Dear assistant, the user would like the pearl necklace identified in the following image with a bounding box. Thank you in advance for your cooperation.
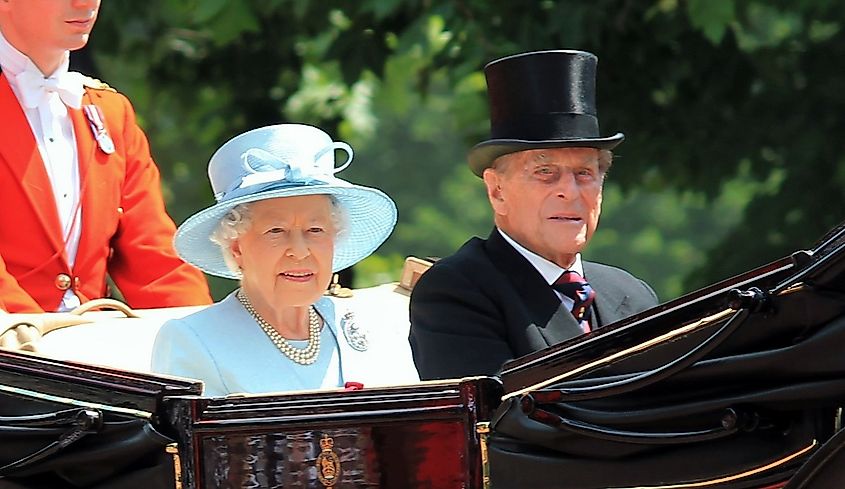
[236,290,321,365]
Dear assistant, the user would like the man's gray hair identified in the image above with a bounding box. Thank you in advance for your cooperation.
[210,195,347,278]
[492,148,614,175]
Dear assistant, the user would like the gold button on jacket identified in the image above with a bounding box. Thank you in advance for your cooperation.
[55,273,72,291]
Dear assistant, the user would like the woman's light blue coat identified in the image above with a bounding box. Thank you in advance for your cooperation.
[151,292,420,396]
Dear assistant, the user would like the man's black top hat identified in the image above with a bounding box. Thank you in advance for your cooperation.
[468,50,624,177]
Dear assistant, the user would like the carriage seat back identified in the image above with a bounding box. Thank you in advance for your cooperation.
[1,257,433,374]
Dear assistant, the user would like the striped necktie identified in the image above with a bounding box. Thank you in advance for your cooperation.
[552,270,596,332]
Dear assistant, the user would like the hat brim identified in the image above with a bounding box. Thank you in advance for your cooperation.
[467,133,625,177]
[174,181,397,279]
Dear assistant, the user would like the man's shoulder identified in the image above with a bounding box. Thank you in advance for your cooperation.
[80,74,118,93]
[79,74,131,108]
[584,260,641,280]
[411,236,501,296]
[428,236,492,271]
[584,260,658,303]
[583,260,652,288]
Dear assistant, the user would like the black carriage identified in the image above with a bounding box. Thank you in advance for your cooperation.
[3,222,845,488]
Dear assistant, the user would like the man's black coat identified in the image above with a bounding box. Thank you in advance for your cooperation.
[409,229,659,380]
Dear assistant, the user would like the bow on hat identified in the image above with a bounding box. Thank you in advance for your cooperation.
[215,142,354,202]
[15,69,84,111]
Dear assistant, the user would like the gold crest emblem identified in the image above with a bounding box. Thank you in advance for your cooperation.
[316,434,342,486]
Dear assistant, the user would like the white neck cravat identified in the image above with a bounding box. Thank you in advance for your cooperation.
[15,68,84,111]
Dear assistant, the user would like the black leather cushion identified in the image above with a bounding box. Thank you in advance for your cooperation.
[0,393,174,489]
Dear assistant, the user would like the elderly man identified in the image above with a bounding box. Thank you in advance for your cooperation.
[0,0,211,312]
[409,50,659,380]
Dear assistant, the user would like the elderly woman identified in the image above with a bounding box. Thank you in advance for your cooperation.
[151,124,419,396]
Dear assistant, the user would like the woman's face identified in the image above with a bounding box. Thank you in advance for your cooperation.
[231,195,336,310]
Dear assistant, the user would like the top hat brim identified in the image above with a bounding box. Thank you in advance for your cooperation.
[174,181,397,279]
[468,133,624,177]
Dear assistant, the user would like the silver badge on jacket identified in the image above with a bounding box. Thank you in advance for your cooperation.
[340,311,368,351]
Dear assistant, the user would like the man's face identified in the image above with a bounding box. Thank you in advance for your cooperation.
[483,147,607,268]
[0,0,100,67]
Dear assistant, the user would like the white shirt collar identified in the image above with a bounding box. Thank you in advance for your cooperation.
[497,228,585,285]
[0,27,28,76]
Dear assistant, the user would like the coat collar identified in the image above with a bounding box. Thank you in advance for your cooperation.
[484,229,639,346]
[222,293,336,392]
[584,261,637,326]
[484,229,584,347]
[221,292,377,390]
[71,90,105,259]
[0,74,108,268]
[0,72,66,258]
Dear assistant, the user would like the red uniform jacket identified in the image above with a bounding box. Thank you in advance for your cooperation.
[0,73,212,312]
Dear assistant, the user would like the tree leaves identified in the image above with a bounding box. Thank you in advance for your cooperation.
[687,0,736,44]
[191,0,228,24]
[86,0,845,300]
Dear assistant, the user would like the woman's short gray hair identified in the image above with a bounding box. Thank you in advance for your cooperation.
[210,195,348,278]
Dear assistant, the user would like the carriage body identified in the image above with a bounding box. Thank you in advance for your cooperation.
[0,345,501,489]
[2,221,845,488]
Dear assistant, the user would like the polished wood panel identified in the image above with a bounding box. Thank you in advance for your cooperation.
[167,377,503,489]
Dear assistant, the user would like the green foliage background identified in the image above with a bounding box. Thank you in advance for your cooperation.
[84,0,845,301]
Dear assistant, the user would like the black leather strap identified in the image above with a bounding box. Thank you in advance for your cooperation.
[0,408,102,476]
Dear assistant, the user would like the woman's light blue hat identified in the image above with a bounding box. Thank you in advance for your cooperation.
[174,124,397,279]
